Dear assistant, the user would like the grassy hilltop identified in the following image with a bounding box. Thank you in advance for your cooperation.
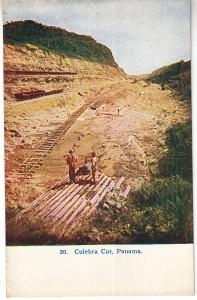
[4,20,118,67]
[147,60,191,101]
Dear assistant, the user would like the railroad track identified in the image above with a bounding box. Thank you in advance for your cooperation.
[5,70,77,76]
[10,98,96,179]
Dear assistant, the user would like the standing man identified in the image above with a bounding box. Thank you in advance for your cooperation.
[66,150,78,184]
[91,152,97,184]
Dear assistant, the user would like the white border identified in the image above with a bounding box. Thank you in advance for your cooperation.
[0,0,6,299]
[0,0,196,299]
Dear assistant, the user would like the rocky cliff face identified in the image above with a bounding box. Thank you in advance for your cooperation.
[4,20,118,67]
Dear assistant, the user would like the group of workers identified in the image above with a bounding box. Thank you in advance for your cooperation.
[65,150,97,184]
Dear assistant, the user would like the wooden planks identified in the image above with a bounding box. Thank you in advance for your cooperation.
[16,172,127,240]
[122,185,131,198]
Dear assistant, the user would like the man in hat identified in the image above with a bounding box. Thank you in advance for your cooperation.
[91,152,97,184]
[65,150,78,183]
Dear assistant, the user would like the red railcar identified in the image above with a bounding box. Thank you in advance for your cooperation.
[45,89,63,96]
[15,89,63,101]
[15,90,45,100]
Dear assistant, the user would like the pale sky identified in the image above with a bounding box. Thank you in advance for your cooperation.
[3,0,191,74]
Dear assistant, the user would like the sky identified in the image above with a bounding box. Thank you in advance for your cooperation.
[2,0,191,74]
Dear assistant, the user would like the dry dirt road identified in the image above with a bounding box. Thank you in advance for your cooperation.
[5,78,190,215]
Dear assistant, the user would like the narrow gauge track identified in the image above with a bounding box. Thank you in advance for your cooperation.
[4,70,77,76]
[11,97,104,179]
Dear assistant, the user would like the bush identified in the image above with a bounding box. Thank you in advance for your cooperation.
[147,60,191,101]
[159,120,192,180]
[132,176,192,242]
[125,206,179,243]
[148,60,190,84]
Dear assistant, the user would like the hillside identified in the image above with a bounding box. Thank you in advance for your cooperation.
[4,20,118,67]
[147,60,191,101]
[4,43,126,102]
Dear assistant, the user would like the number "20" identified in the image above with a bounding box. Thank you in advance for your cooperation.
[60,249,67,254]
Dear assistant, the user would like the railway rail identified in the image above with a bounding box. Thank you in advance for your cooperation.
[4,70,77,76]
[10,97,101,179]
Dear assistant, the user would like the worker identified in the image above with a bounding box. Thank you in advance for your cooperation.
[76,158,91,176]
[91,152,97,184]
[65,150,78,184]
[118,108,120,115]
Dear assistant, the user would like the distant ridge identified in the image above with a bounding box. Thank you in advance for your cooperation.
[3,20,118,67]
[148,60,190,80]
[147,60,191,101]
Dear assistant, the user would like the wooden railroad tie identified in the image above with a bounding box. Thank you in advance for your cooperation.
[16,173,130,239]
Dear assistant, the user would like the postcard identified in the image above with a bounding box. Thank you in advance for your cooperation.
[3,0,194,296]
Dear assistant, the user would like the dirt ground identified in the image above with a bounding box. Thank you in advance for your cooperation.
[33,79,190,186]
[5,76,190,218]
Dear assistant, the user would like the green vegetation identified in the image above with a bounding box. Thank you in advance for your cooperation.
[131,176,192,243]
[159,120,192,180]
[148,60,190,81]
[147,60,191,101]
[4,20,118,67]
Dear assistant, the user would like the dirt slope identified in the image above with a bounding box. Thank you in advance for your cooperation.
[4,43,126,102]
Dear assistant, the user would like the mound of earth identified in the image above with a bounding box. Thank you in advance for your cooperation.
[4,20,118,66]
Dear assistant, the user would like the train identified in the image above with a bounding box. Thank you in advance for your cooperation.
[15,88,63,101]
